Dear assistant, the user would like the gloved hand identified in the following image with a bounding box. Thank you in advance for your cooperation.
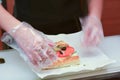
[80,16,104,47]
[5,22,58,68]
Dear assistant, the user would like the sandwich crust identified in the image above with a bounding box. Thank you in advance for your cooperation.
[42,56,80,70]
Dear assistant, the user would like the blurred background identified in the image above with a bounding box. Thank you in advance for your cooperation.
[0,0,120,50]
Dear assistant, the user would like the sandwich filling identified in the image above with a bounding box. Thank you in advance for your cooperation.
[42,41,80,70]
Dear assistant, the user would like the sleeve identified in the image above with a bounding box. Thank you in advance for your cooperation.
[0,0,2,4]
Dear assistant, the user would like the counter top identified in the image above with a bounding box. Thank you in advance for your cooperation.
[0,35,120,80]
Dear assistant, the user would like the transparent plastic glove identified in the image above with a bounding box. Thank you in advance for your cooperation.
[2,22,57,69]
[80,16,104,47]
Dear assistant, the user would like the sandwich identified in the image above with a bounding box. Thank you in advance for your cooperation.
[42,41,80,70]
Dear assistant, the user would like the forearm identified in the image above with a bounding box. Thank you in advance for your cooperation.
[0,4,20,32]
[88,0,103,19]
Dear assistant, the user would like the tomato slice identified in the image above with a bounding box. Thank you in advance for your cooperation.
[57,46,74,57]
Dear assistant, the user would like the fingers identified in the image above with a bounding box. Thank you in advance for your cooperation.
[27,40,57,68]
[46,47,58,62]
[28,48,53,68]
[83,22,103,47]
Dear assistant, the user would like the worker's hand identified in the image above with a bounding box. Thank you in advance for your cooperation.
[81,16,104,47]
[7,22,57,68]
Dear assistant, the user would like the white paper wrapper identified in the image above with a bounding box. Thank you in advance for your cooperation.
[1,31,115,79]
[36,31,115,78]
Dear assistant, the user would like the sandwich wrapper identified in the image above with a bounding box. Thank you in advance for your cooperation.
[1,31,115,79]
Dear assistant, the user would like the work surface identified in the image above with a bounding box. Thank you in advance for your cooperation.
[0,35,120,80]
